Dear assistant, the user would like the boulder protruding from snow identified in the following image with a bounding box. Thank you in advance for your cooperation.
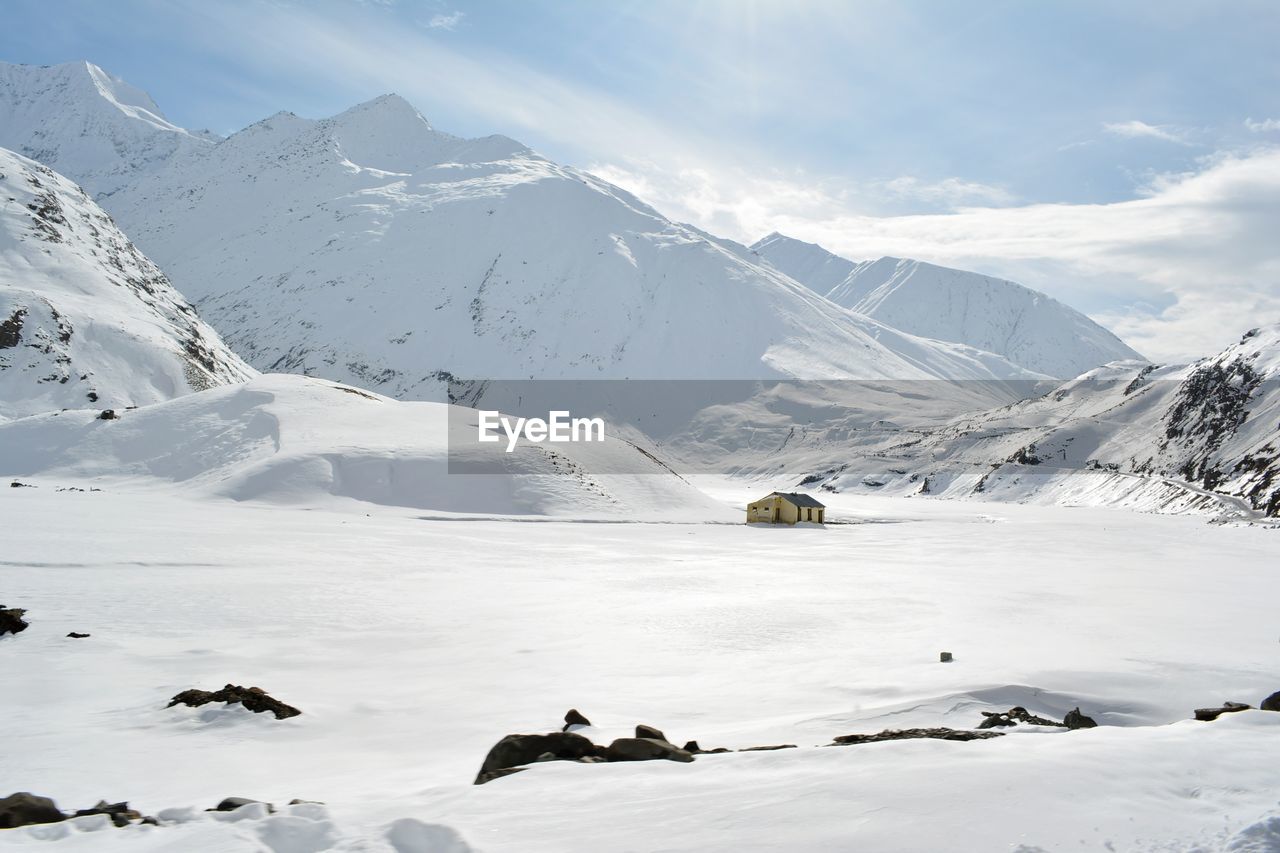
[562,708,591,730]
[0,793,65,829]
[1064,707,1098,729]
[1194,702,1253,722]
[474,732,598,785]
[0,606,28,636]
[1261,691,1280,713]
[604,738,695,763]
[167,685,301,719]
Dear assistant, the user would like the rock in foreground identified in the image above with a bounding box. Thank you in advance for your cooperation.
[831,728,1005,746]
[0,793,64,829]
[167,684,301,719]
[0,607,29,636]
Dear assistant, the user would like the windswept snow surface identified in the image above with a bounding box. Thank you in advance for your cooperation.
[2,485,1279,851]
[751,233,1143,378]
[0,373,733,520]
[0,148,253,418]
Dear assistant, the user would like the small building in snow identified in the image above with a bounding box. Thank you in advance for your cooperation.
[746,492,826,524]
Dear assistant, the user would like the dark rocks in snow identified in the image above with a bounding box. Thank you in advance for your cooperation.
[98,409,117,420]
[10,481,35,488]
[683,741,731,755]
[1261,691,1280,712]
[831,728,1005,746]
[66,632,90,639]
[72,800,146,827]
[939,651,953,663]
[738,744,797,752]
[210,797,274,813]
[978,706,1066,729]
[0,607,29,636]
[1195,702,1253,721]
[0,792,65,829]
[1063,707,1098,729]
[475,732,598,784]
[167,684,302,719]
[635,724,667,742]
[562,708,591,730]
[604,737,695,763]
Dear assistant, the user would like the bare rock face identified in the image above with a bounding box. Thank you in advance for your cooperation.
[0,606,29,636]
[1261,691,1280,713]
[0,793,65,829]
[475,732,598,785]
[831,728,1005,746]
[167,684,301,719]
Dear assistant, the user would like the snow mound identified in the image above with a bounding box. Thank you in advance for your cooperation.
[0,373,736,520]
[0,147,254,418]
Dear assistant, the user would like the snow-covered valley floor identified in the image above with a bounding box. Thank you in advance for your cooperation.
[3,484,1279,852]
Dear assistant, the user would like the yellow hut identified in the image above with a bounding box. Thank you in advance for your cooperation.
[746,492,826,524]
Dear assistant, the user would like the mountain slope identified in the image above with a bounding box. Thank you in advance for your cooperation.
[801,325,1280,519]
[82,90,1042,389]
[0,147,253,418]
[0,60,214,199]
[751,234,1143,378]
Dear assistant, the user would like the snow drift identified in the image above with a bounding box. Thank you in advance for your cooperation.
[0,372,736,520]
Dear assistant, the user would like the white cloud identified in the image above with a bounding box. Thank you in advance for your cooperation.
[425,10,463,31]
[1103,120,1192,145]
[1245,117,1280,133]
[880,175,1015,207]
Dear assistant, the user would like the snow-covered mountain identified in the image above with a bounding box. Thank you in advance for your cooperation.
[750,232,856,296]
[0,60,214,199]
[0,61,1047,393]
[106,96,1044,388]
[751,233,1143,378]
[0,147,253,418]
[799,325,1280,519]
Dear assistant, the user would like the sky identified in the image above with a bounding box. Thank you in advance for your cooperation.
[2,0,1278,361]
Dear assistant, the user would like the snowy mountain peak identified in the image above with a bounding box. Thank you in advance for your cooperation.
[0,60,214,198]
[750,232,857,296]
[753,233,1143,378]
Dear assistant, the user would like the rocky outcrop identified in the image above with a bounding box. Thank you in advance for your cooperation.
[1261,691,1280,713]
[831,728,1005,746]
[978,706,1067,729]
[1194,702,1253,721]
[1063,707,1098,729]
[604,738,694,763]
[167,684,301,719]
[0,793,64,829]
[475,732,599,785]
[0,606,28,636]
[562,708,591,730]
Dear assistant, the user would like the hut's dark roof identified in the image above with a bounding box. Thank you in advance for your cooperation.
[769,492,826,508]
